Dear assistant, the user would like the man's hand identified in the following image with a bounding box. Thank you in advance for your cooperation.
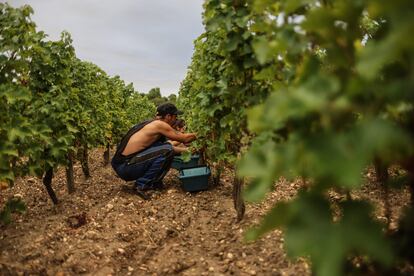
[173,145,189,154]
[188,133,197,143]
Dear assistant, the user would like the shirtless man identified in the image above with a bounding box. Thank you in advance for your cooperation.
[111,103,197,199]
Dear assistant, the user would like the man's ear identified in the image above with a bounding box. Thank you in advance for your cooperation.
[165,114,173,123]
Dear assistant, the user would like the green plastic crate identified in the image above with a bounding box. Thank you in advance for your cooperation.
[179,166,211,192]
[171,154,200,170]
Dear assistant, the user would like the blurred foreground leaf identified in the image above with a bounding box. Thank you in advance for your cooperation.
[0,198,26,225]
[246,193,393,276]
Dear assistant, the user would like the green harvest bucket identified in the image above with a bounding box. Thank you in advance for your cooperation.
[178,166,211,192]
[171,154,200,170]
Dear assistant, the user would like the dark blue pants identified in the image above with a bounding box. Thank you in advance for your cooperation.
[112,142,174,190]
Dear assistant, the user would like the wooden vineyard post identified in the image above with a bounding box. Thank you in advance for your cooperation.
[103,143,110,166]
[405,157,414,208]
[65,151,75,194]
[374,158,391,228]
[80,144,91,178]
[212,162,223,188]
[43,167,58,204]
[233,175,245,222]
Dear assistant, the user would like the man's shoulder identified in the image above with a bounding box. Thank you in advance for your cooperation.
[145,120,170,130]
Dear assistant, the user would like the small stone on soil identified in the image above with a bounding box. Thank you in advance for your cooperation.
[236,261,245,268]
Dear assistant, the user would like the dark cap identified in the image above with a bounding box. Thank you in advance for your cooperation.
[156,103,183,116]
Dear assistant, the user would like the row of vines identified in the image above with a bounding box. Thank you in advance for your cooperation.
[0,3,154,220]
[178,0,414,275]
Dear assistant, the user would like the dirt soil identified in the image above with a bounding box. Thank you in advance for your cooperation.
[0,149,410,276]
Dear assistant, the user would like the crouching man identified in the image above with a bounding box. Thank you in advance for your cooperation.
[111,103,197,199]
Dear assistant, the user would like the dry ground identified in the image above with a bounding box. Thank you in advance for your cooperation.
[0,149,410,275]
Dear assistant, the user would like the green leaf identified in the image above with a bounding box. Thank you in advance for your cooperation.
[0,198,26,225]
[0,209,12,225]
[0,85,31,104]
[8,127,28,142]
[6,198,26,213]
[357,19,413,80]
[225,33,242,52]
[340,201,393,266]
[245,202,291,241]
[252,36,272,65]
[239,141,279,202]
[248,193,393,276]
[283,0,315,14]
[181,151,192,162]
[0,148,19,157]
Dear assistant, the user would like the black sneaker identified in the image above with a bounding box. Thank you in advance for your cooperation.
[135,187,151,200]
[153,180,164,190]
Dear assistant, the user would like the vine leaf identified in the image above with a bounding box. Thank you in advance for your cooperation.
[246,193,393,276]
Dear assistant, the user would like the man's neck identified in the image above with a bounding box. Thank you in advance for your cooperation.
[155,116,168,123]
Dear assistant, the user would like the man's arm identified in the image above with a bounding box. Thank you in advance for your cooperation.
[157,121,197,144]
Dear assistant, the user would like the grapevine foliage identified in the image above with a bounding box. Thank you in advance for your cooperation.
[178,0,270,165]
[0,3,154,218]
[180,0,414,275]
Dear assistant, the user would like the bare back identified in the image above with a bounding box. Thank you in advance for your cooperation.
[122,120,164,155]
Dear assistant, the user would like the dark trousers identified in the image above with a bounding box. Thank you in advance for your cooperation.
[112,141,174,190]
